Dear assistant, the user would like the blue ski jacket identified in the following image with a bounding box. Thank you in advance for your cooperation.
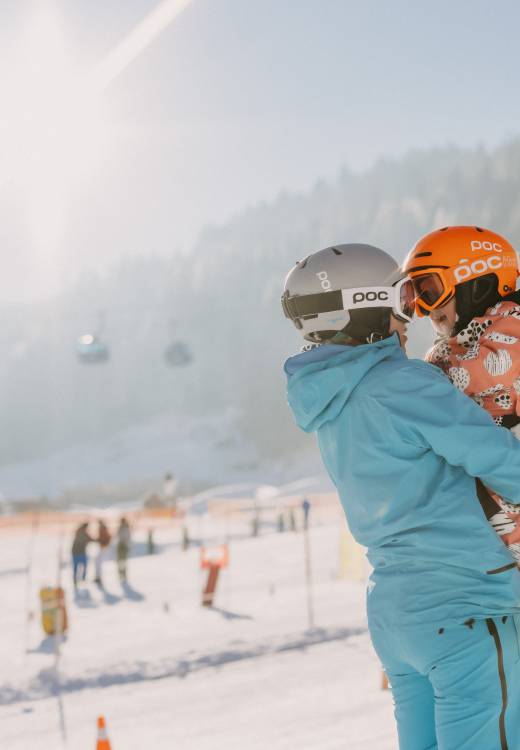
[284,334,520,627]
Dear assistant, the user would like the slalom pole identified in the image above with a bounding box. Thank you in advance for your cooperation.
[24,512,39,654]
[54,530,64,669]
[54,528,67,746]
[303,511,315,630]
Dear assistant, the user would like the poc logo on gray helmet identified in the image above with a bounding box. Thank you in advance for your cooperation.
[342,287,391,309]
[316,271,333,292]
[352,290,389,304]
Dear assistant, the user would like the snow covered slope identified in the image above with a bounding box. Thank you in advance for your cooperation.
[0,514,397,749]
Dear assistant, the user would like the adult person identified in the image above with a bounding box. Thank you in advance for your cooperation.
[403,226,520,560]
[116,517,131,582]
[71,521,93,588]
[282,243,520,750]
[94,519,112,586]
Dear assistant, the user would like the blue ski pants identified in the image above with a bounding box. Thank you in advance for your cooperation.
[370,616,520,749]
[72,554,87,585]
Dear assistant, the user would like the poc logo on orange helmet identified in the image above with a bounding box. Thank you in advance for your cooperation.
[470,240,503,253]
[454,256,503,284]
[316,271,332,291]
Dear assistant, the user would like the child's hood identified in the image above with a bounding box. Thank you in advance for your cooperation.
[284,334,404,432]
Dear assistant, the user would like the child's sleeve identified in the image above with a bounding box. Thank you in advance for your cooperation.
[448,312,520,398]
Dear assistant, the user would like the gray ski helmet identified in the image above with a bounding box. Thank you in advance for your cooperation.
[282,243,409,343]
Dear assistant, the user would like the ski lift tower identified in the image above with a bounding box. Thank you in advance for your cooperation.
[163,319,193,367]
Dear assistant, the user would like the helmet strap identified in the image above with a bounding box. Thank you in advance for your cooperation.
[454,274,500,334]
[342,308,392,344]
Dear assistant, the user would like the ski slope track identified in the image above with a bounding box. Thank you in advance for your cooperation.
[0,515,397,749]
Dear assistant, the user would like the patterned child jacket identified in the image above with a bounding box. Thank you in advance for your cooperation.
[427,298,520,561]
[426,299,520,422]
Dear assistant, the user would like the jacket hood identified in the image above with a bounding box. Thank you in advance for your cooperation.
[284,334,404,432]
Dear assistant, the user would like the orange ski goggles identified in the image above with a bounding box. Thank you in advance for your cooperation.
[409,271,456,315]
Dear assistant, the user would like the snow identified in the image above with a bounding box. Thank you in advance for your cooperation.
[0,507,397,749]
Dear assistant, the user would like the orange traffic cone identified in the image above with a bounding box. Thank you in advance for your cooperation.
[96,715,112,750]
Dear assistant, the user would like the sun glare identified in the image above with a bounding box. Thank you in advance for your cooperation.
[0,2,107,285]
[0,0,193,297]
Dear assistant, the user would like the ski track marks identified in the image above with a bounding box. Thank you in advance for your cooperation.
[0,624,367,705]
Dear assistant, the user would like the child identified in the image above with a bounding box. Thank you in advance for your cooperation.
[94,519,112,586]
[404,225,520,559]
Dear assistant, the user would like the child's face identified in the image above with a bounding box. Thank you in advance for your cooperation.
[429,298,457,337]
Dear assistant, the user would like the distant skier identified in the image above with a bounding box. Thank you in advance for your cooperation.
[302,497,311,530]
[71,521,93,588]
[182,525,190,551]
[163,471,178,509]
[282,243,520,748]
[116,517,131,582]
[404,226,520,560]
[147,528,155,555]
[94,519,112,586]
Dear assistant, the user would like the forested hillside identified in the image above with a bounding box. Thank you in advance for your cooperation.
[3,141,520,469]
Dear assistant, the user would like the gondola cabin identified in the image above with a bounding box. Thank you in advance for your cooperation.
[76,334,110,364]
[164,341,192,367]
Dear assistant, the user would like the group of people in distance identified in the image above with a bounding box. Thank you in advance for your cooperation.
[71,517,131,589]
[282,226,520,749]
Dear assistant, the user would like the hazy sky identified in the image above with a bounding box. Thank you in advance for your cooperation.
[1,0,520,302]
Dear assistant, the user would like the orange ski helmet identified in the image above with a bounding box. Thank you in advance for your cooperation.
[403,226,519,319]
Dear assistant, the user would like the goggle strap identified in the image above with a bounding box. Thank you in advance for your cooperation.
[282,289,344,319]
[283,284,411,321]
